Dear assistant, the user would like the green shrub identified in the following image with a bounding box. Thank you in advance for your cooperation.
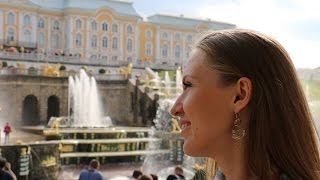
[2,61,7,68]
[59,65,66,71]
[99,69,106,74]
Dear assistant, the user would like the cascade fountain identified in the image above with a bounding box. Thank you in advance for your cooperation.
[175,67,182,91]
[139,67,203,179]
[68,69,111,127]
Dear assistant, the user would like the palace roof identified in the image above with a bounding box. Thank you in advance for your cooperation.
[29,0,140,17]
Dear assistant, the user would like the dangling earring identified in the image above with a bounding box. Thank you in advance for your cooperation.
[232,112,245,140]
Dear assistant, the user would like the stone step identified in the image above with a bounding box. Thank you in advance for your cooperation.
[60,149,170,158]
[60,138,162,144]
[49,127,152,134]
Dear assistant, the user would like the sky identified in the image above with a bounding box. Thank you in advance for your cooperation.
[132,0,320,69]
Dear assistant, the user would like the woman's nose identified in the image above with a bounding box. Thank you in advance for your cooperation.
[170,99,183,117]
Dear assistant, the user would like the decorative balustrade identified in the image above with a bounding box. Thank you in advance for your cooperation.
[0,68,127,81]
[0,40,37,48]
[0,52,182,70]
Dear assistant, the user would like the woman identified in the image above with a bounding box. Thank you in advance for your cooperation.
[170,29,320,179]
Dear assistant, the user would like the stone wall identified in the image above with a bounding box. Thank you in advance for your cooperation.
[0,75,141,127]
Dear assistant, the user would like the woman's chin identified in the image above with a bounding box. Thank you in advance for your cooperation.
[183,140,202,157]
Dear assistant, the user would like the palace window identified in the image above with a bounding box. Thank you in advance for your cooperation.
[24,15,31,26]
[175,33,180,41]
[162,32,168,39]
[92,35,97,48]
[102,23,108,31]
[102,37,108,48]
[112,23,118,32]
[127,39,133,52]
[75,34,82,47]
[38,18,45,28]
[7,13,15,25]
[53,20,60,30]
[53,34,59,49]
[187,34,193,42]
[76,19,82,29]
[175,45,180,58]
[127,25,133,34]
[112,37,118,49]
[7,28,15,42]
[92,21,97,31]
[37,32,45,45]
[112,56,117,61]
[146,43,152,56]
[146,30,152,38]
[162,44,168,58]
[24,30,31,42]
[186,47,192,58]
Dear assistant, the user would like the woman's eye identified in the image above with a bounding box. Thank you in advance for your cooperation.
[182,82,192,90]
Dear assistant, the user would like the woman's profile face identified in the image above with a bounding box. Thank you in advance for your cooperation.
[171,48,236,157]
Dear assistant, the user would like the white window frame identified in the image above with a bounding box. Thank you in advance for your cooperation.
[112,37,118,49]
[162,44,168,58]
[92,35,97,48]
[37,32,45,45]
[127,39,133,52]
[75,33,82,47]
[112,23,118,32]
[24,15,31,26]
[7,13,15,25]
[76,19,82,29]
[102,37,108,48]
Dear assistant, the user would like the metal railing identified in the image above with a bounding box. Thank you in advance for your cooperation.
[0,68,128,81]
[0,39,37,48]
[0,52,182,70]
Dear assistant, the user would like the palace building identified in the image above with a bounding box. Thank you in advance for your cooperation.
[0,0,236,70]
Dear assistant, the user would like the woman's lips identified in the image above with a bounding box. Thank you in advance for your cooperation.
[180,119,191,135]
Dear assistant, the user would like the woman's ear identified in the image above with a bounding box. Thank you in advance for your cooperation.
[233,77,252,112]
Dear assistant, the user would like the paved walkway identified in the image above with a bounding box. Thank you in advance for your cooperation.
[57,162,195,180]
[58,163,142,180]
[58,162,194,180]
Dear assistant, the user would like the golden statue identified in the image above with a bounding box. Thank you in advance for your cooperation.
[50,117,62,129]
[42,63,61,77]
[17,63,26,70]
[120,63,132,78]
[171,118,181,132]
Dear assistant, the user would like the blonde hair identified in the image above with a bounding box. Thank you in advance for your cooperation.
[196,29,320,179]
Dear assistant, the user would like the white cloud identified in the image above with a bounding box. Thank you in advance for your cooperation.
[279,37,320,68]
[194,0,320,68]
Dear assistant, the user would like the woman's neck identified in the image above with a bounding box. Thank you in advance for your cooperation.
[213,140,249,180]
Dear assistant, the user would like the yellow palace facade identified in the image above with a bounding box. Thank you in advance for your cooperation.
[0,0,235,68]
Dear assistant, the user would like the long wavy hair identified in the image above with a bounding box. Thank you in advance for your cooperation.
[195,29,320,179]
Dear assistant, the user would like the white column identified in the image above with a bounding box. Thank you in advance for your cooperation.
[31,14,37,42]
[61,17,65,49]
[67,16,74,50]
[86,18,91,58]
[134,24,139,61]
[155,26,161,61]
[19,12,23,42]
[0,10,3,40]
[119,22,123,61]
[46,17,51,50]
[170,31,174,63]
[65,17,69,51]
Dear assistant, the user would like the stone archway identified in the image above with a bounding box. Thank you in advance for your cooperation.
[22,95,40,125]
[47,95,60,122]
